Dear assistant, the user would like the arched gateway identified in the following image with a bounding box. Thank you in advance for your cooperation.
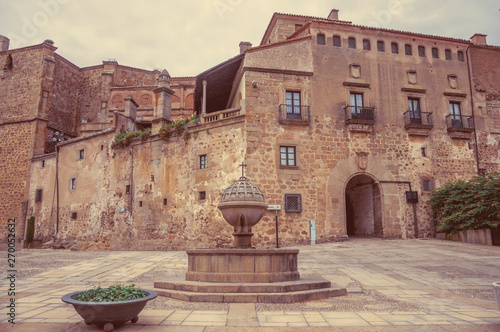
[326,156,403,239]
[345,174,383,237]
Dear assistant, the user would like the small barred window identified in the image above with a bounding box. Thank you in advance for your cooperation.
[285,194,302,213]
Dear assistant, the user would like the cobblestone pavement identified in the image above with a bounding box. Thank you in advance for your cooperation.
[1,238,499,331]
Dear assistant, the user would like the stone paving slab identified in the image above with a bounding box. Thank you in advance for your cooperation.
[0,238,499,330]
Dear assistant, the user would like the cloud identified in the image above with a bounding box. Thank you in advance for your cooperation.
[0,0,498,76]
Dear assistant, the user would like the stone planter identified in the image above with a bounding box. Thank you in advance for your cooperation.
[493,282,500,310]
[62,289,157,331]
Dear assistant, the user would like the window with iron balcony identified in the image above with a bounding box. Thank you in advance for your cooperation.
[403,97,433,133]
[344,92,375,125]
[278,91,310,125]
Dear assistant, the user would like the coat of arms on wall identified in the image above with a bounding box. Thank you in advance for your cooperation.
[356,152,369,170]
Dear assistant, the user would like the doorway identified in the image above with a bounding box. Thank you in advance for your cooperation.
[345,174,383,237]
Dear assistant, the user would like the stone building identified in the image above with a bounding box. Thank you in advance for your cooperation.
[1,9,499,250]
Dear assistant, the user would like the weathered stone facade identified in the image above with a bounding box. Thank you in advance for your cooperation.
[2,9,499,249]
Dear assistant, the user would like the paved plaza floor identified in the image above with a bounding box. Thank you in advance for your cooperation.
[1,238,499,331]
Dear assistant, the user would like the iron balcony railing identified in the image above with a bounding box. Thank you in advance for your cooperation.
[344,105,375,124]
[403,110,433,128]
[279,104,310,123]
[445,114,474,131]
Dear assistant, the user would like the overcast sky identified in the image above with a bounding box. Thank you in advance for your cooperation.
[0,0,499,77]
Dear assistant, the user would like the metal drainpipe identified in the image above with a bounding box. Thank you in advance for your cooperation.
[466,45,481,175]
[130,147,134,215]
[377,180,418,239]
[55,144,59,240]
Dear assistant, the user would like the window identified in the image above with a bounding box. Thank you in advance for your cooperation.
[280,146,296,166]
[449,102,462,127]
[377,41,385,52]
[391,42,399,54]
[163,198,168,206]
[350,92,364,117]
[285,91,301,119]
[70,178,76,190]
[333,35,341,47]
[408,98,421,124]
[40,160,45,168]
[285,194,302,213]
[126,185,130,195]
[199,154,207,169]
[432,47,439,59]
[405,44,412,55]
[199,191,206,200]
[317,34,326,45]
[363,39,371,50]
[457,51,464,62]
[445,49,452,60]
[35,189,43,203]
[422,179,433,193]
[101,145,104,150]
[418,46,425,57]
[295,24,303,32]
[348,37,356,49]
[71,212,77,220]
[139,201,143,207]
[421,147,426,157]
[79,149,84,160]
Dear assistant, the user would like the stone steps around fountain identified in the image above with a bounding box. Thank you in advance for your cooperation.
[153,277,347,303]
[154,286,346,303]
[154,277,331,293]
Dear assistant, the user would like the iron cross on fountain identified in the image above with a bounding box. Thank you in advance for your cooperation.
[239,162,247,178]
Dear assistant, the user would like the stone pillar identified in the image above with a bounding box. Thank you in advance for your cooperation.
[152,69,175,134]
[201,80,207,115]
[100,60,116,121]
[124,97,138,121]
[0,35,9,51]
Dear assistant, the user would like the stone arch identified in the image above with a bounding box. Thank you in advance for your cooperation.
[184,94,194,109]
[326,156,402,239]
[140,94,152,106]
[345,173,382,237]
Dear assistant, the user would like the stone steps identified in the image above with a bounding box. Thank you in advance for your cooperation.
[154,277,346,303]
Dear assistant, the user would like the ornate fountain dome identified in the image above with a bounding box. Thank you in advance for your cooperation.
[220,177,265,203]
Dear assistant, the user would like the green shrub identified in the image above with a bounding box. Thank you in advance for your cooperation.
[26,216,35,243]
[428,172,500,234]
[76,284,146,302]
[114,128,151,148]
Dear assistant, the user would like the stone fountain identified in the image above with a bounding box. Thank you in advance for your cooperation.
[154,167,346,303]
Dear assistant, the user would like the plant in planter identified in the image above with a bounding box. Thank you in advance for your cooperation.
[62,284,157,331]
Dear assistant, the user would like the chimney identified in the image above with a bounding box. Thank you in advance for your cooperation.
[0,35,10,52]
[327,9,339,20]
[239,41,252,54]
[470,33,487,45]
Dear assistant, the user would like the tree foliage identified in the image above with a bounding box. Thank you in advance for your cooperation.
[428,172,500,234]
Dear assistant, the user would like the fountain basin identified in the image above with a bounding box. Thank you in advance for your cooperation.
[185,248,300,283]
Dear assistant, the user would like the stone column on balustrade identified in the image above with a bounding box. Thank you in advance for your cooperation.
[152,69,175,135]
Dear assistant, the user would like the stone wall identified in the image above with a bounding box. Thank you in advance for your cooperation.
[0,45,48,241]
[49,54,82,135]
[28,118,246,250]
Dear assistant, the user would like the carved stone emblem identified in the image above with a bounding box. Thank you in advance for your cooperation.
[350,63,361,79]
[356,152,369,170]
[407,70,417,85]
[448,75,457,89]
